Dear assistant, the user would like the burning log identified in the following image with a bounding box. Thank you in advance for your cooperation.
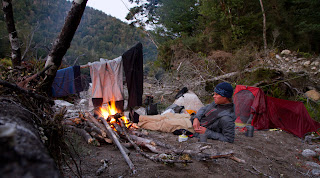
[100,116,136,174]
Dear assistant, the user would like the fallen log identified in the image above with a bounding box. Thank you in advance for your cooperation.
[65,125,99,146]
[84,120,107,138]
[0,99,60,177]
[85,112,112,143]
[0,79,54,105]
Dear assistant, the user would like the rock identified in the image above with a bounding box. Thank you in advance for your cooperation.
[314,61,319,66]
[144,82,152,88]
[303,61,311,66]
[306,161,320,169]
[298,58,306,61]
[79,99,87,105]
[276,55,282,60]
[311,67,317,70]
[302,149,317,157]
[285,58,290,61]
[312,169,320,176]
[315,148,320,153]
[292,59,297,63]
[135,107,146,116]
[54,100,74,107]
[281,50,291,55]
[305,90,320,101]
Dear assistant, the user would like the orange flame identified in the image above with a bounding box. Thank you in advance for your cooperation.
[99,100,130,127]
[100,100,120,119]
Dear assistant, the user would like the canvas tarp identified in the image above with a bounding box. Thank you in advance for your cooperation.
[233,85,320,138]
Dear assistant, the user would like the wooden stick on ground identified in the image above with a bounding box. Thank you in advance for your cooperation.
[96,159,109,176]
[210,153,245,163]
[100,117,136,174]
[118,120,192,164]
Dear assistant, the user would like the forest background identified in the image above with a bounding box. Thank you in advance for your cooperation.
[0,0,319,112]
[1,0,319,70]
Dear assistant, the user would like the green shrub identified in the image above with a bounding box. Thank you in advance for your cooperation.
[0,58,12,67]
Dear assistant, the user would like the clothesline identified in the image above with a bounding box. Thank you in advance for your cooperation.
[80,64,89,69]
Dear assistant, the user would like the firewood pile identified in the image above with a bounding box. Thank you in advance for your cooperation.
[63,107,244,174]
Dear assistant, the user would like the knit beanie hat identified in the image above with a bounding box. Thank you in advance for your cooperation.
[214,82,234,98]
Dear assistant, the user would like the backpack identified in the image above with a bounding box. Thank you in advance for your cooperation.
[175,87,188,99]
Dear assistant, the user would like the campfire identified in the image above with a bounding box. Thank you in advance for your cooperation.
[99,101,131,131]
[64,100,243,175]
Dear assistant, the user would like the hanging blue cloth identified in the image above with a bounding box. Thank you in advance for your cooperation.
[52,66,76,97]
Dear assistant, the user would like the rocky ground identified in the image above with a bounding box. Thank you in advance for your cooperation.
[56,49,320,177]
[61,121,320,177]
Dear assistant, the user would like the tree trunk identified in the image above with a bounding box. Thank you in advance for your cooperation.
[259,0,267,56]
[0,99,61,177]
[1,0,21,67]
[41,0,88,95]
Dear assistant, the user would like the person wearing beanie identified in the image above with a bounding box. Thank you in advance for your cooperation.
[191,82,236,143]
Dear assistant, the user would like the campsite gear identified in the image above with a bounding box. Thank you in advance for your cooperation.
[130,111,140,123]
[144,95,154,105]
[233,85,320,138]
[173,92,204,112]
[214,82,234,98]
[138,113,195,133]
[161,109,175,115]
[175,87,188,99]
[146,103,158,115]
[173,129,194,137]
[199,134,207,142]
[164,104,185,114]
[186,109,196,115]
[245,125,254,137]
[144,95,158,115]
[178,134,188,142]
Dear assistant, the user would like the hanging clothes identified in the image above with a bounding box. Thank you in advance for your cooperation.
[52,66,76,97]
[73,65,83,93]
[122,42,143,108]
[89,56,124,104]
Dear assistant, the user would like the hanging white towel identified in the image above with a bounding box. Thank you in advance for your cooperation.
[89,56,123,103]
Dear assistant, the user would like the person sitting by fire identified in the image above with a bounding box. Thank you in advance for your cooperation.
[191,82,236,143]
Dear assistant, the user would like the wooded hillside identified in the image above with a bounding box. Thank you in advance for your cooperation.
[0,0,157,65]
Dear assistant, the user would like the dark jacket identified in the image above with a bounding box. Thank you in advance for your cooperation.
[191,102,236,143]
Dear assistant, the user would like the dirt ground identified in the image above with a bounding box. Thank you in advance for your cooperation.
[62,125,320,178]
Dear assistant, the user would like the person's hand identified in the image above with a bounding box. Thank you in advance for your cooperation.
[193,118,200,130]
[194,126,207,134]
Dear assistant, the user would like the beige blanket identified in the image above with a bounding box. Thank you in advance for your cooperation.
[138,112,194,133]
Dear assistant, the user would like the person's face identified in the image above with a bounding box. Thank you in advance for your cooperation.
[213,92,229,104]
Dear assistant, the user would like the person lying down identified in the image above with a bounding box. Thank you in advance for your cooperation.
[138,82,236,143]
